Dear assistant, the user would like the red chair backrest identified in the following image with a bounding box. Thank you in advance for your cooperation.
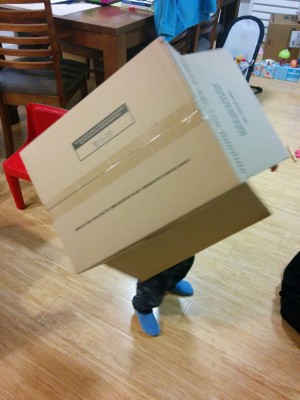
[26,103,68,142]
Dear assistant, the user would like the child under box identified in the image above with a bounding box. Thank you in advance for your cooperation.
[21,38,288,281]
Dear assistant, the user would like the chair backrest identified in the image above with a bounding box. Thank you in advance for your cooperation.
[217,15,265,81]
[191,0,222,52]
[0,0,66,104]
[26,103,67,143]
[170,28,194,55]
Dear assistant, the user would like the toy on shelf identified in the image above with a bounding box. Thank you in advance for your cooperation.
[256,47,264,63]
[290,59,298,68]
[278,49,291,66]
[259,59,276,78]
[252,58,300,82]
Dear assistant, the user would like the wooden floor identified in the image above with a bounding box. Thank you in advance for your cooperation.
[0,74,299,400]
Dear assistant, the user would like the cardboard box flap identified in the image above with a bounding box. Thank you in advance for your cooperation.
[168,45,288,179]
[107,183,270,281]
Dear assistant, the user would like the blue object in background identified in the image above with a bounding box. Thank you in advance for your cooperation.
[273,63,300,82]
[286,67,300,82]
[273,64,288,81]
[154,0,217,41]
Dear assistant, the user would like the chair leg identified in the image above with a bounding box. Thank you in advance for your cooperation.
[86,58,91,80]
[0,100,15,157]
[4,173,26,209]
[9,105,20,125]
[80,79,89,99]
[92,57,104,86]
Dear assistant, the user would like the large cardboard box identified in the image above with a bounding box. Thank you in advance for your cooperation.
[264,14,300,61]
[21,38,287,281]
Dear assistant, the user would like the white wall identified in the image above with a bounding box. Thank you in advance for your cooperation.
[237,0,300,39]
[238,0,251,16]
[0,31,15,48]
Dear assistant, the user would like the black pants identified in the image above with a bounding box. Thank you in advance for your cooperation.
[132,256,195,313]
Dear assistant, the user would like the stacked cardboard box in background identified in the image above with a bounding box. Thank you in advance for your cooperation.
[253,14,300,83]
[264,14,300,61]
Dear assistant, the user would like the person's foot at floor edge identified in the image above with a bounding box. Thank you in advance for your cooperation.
[169,280,194,296]
[135,311,160,336]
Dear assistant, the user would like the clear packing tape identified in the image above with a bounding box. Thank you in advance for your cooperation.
[47,100,207,221]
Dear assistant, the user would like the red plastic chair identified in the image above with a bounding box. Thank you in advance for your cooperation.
[3,103,67,209]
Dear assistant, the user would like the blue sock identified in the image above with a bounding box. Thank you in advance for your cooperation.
[169,280,194,296]
[135,311,160,336]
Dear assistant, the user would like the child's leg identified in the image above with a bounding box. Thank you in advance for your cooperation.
[132,271,168,336]
[132,271,168,312]
[166,256,195,294]
[132,256,195,335]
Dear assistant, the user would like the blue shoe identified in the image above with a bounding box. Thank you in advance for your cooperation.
[136,311,160,336]
[169,280,194,296]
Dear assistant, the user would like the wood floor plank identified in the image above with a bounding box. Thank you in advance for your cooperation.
[0,74,299,399]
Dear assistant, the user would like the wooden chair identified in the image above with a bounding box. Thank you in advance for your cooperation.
[192,0,222,52]
[59,41,104,87]
[16,34,104,86]
[170,28,195,55]
[127,26,196,61]
[0,0,89,157]
[3,103,67,209]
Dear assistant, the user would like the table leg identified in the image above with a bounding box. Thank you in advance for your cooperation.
[102,34,127,80]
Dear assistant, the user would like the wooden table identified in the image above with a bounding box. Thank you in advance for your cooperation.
[54,6,156,80]
[54,1,241,80]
